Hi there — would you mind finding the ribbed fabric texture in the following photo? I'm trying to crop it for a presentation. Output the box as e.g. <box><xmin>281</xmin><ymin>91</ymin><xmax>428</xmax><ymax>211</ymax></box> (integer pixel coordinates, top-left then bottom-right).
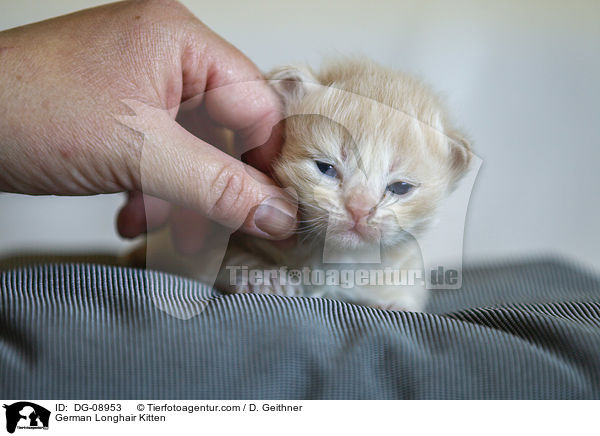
<box><xmin>1</xmin><ymin>257</ymin><xmax>599</xmax><ymax>399</ymax></box>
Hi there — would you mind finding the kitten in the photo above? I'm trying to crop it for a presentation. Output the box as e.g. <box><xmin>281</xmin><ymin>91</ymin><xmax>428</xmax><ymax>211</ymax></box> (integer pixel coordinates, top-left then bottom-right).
<box><xmin>212</xmin><ymin>59</ymin><xmax>472</xmax><ymax>311</ymax></box>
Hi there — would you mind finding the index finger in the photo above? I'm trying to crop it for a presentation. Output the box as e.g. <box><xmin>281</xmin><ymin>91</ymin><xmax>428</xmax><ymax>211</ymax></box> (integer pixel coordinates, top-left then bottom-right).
<box><xmin>181</xmin><ymin>25</ymin><xmax>283</xmax><ymax>170</ymax></box>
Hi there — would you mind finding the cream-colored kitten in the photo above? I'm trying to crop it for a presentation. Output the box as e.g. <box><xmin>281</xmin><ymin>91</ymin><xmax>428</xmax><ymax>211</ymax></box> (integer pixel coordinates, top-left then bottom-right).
<box><xmin>212</xmin><ymin>59</ymin><xmax>472</xmax><ymax>311</ymax></box>
<box><xmin>140</xmin><ymin>59</ymin><xmax>472</xmax><ymax>312</ymax></box>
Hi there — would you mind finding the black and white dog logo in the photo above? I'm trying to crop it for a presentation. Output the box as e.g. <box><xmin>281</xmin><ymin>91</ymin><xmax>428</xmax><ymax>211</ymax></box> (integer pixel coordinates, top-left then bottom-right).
<box><xmin>3</xmin><ymin>402</ymin><xmax>50</xmax><ymax>434</ymax></box>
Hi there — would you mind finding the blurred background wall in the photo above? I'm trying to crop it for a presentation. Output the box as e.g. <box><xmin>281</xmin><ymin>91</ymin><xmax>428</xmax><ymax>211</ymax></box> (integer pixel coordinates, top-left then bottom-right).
<box><xmin>1</xmin><ymin>0</ymin><xmax>599</xmax><ymax>268</ymax></box>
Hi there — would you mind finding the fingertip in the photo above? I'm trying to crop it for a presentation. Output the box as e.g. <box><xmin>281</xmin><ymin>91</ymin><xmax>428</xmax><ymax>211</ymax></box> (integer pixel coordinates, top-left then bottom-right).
<box><xmin>116</xmin><ymin>193</ymin><xmax>172</xmax><ymax>239</ymax></box>
<box><xmin>116</xmin><ymin>198</ymin><xmax>146</xmax><ymax>239</ymax></box>
<box><xmin>242</xmin><ymin>195</ymin><xmax>298</xmax><ymax>240</ymax></box>
<box><xmin>142</xmin><ymin>195</ymin><xmax>172</xmax><ymax>231</ymax></box>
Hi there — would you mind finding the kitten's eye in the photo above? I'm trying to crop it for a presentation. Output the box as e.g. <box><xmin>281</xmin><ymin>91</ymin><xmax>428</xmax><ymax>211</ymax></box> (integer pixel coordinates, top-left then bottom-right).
<box><xmin>315</xmin><ymin>161</ymin><xmax>338</xmax><ymax>178</ymax></box>
<box><xmin>386</xmin><ymin>181</ymin><xmax>414</xmax><ymax>196</ymax></box>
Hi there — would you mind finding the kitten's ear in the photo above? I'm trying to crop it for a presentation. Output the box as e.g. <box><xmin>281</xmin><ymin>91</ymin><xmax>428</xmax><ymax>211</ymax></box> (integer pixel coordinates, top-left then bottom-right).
<box><xmin>267</xmin><ymin>65</ymin><xmax>318</xmax><ymax>109</ymax></box>
<box><xmin>446</xmin><ymin>130</ymin><xmax>473</xmax><ymax>187</ymax></box>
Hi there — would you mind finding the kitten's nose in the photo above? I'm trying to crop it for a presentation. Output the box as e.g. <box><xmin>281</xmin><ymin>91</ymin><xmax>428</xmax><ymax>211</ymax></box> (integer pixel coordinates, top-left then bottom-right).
<box><xmin>346</xmin><ymin>206</ymin><xmax>370</xmax><ymax>222</ymax></box>
<box><xmin>345</xmin><ymin>196</ymin><xmax>375</xmax><ymax>223</ymax></box>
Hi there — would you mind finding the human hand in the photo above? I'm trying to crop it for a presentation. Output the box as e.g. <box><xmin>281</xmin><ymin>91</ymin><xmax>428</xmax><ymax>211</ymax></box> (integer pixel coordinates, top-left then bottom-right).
<box><xmin>0</xmin><ymin>0</ymin><xmax>296</xmax><ymax>249</ymax></box>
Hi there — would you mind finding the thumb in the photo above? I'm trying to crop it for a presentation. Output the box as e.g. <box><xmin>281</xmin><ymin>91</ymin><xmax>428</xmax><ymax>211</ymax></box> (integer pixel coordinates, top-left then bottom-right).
<box><xmin>118</xmin><ymin>100</ymin><xmax>297</xmax><ymax>239</ymax></box>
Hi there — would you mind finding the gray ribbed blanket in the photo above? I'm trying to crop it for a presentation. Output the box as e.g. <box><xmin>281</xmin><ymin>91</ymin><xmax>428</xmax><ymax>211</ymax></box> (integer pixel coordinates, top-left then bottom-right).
<box><xmin>1</xmin><ymin>257</ymin><xmax>599</xmax><ymax>399</ymax></box>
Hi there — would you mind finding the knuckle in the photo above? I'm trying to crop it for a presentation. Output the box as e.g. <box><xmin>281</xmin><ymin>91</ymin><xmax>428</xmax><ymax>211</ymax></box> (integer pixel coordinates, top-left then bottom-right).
<box><xmin>119</xmin><ymin>0</ymin><xmax>204</xmax><ymax>56</ymax></box>
<box><xmin>209</xmin><ymin>165</ymin><xmax>252</xmax><ymax>223</ymax></box>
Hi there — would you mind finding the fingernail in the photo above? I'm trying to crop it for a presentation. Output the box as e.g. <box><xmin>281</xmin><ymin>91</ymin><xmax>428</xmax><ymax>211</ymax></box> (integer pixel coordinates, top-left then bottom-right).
<box><xmin>254</xmin><ymin>197</ymin><xmax>297</xmax><ymax>238</ymax></box>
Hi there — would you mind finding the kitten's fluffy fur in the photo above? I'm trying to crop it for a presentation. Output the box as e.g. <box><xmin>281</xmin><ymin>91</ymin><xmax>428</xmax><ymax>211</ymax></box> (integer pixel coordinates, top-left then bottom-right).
<box><xmin>141</xmin><ymin>59</ymin><xmax>472</xmax><ymax>312</ymax></box>
<box><xmin>214</xmin><ymin>59</ymin><xmax>472</xmax><ymax>311</ymax></box>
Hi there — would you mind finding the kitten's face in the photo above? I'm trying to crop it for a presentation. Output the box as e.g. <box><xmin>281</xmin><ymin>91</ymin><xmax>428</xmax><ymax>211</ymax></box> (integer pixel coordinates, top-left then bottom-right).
<box><xmin>273</xmin><ymin>85</ymin><xmax>467</xmax><ymax>250</ymax></box>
